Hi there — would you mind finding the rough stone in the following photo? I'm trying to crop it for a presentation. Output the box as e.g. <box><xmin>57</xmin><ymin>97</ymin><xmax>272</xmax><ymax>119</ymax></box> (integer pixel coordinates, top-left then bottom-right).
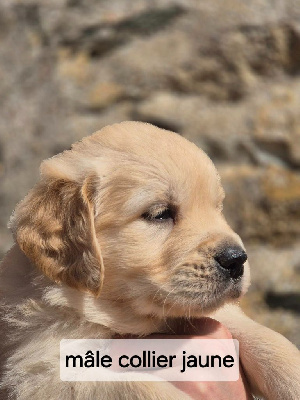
<box><xmin>220</xmin><ymin>165</ymin><xmax>300</xmax><ymax>243</ymax></box>
<box><xmin>241</xmin><ymin>243</ymin><xmax>300</xmax><ymax>346</ymax></box>
<box><xmin>0</xmin><ymin>0</ymin><xmax>299</xmax><ymax>347</ymax></box>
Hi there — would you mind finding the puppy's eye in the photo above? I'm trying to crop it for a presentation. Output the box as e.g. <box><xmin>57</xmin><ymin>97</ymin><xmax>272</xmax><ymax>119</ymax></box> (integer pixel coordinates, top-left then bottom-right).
<box><xmin>142</xmin><ymin>207</ymin><xmax>174</xmax><ymax>222</ymax></box>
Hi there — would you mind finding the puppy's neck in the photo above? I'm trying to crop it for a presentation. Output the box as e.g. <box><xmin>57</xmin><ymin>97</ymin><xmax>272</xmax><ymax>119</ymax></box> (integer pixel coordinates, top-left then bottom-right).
<box><xmin>0</xmin><ymin>245</ymin><xmax>204</xmax><ymax>338</ymax></box>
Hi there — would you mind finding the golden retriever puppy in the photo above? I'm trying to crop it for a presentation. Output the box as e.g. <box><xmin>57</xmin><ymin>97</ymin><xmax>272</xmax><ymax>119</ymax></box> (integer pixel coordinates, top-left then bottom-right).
<box><xmin>0</xmin><ymin>121</ymin><xmax>299</xmax><ymax>400</ymax></box>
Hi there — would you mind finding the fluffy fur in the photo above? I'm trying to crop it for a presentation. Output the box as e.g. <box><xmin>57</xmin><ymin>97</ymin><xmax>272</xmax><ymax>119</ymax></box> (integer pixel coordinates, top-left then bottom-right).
<box><xmin>0</xmin><ymin>121</ymin><xmax>299</xmax><ymax>399</ymax></box>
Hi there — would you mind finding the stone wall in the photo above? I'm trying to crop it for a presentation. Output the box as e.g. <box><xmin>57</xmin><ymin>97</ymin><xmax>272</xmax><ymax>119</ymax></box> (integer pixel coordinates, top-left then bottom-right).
<box><xmin>0</xmin><ymin>0</ymin><xmax>299</xmax><ymax>345</ymax></box>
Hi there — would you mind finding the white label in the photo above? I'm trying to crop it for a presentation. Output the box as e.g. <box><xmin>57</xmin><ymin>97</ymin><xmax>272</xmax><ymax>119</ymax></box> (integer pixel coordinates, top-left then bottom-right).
<box><xmin>60</xmin><ymin>338</ymin><xmax>239</xmax><ymax>382</ymax></box>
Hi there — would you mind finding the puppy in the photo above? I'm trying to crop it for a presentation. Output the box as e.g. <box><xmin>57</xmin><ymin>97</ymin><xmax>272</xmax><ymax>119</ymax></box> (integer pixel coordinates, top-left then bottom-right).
<box><xmin>0</xmin><ymin>121</ymin><xmax>299</xmax><ymax>400</ymax></box>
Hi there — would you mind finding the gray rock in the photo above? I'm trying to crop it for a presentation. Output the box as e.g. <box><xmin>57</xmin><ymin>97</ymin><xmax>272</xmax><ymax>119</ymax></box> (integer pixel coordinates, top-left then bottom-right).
<box><xmin>0</xmin><ymin>0</ymin><xmax>299</xmax><ymax>347</ymax></box>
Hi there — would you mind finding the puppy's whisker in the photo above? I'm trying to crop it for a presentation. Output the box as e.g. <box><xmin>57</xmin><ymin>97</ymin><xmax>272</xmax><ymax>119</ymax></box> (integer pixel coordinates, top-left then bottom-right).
<box><xmin>162</xmin><ymin>287</ymin><xmax>176</xmax><ymax>318</ymax></box>
<box><xmin>160</xmin><ymin>286</ymin><xmax>183</xmax><ymax>334</ymax></box>
<box><xmin>162</xmin><ymin>284</ymin><xmax>187</xmax><ymax>321</ymax></box>
<box><xmin>152</xmin><ymin>282</ymin><xmax>170</xmax><ymax>303</ymax></box>
<box><xmin>188</xmin><ymin>305</ymin><xmax>192</xmax><ymax>322</ymax></box>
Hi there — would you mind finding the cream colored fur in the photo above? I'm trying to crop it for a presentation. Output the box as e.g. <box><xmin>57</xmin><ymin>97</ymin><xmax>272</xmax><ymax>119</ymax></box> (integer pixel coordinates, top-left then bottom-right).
<box><xmin>0</xmin><ymin>121</ymin><xmax>299</xmax><ymax>399</ymax></box>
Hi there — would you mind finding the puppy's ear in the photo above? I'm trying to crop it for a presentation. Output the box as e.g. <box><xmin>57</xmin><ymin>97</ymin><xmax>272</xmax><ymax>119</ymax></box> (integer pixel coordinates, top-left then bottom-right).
<box><xmin>10</xmin><ymin>173</ymin><xmax>104</xmax><ymax>297</ymax></box>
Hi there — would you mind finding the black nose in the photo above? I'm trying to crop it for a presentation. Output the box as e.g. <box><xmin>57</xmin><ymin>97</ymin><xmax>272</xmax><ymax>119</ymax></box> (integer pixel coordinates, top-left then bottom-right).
<box><xmin>214</xmin><ymin>246</ymin><xmax>247</xmax><ymax>279</ymax></box>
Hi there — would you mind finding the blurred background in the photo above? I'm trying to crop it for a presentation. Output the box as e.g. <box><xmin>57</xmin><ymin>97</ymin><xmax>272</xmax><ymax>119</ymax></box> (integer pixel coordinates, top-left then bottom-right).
<box><xmin>0</xmin><ymin>0</ymin><xmax>299</xmax><ymax>346</ymax></box>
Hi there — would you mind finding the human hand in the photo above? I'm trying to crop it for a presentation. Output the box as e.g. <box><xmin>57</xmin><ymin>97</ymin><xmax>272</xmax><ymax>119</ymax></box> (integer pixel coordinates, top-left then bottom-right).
<box><xmin>161</xmin><ymin>318</ymin><xmax>252</xmax><ymax>400</ymax></box>
<box><xmin>114</xmin><ymin>318</ymin><xmax>252</xmax><ymax>399</ymax></box>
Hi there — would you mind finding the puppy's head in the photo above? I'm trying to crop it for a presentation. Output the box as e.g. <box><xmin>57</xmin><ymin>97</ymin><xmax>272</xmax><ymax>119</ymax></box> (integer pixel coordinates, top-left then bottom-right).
<box><xmin>10</xmin><ymin>121</ymin><xmax>250</xmax><ymax>318</ymax></box>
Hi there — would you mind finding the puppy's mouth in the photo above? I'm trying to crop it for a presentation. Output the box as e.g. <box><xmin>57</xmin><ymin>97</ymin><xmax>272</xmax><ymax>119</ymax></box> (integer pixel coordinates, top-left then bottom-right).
<box><xmin>154</xmin><ymin>259</ymin><xmax>247</xmax><ymax>316</ymax></box>
<box><xmin>173</xmin><ymin>270</ymin><xmax>244</xmax><ymax>302</ymax></box>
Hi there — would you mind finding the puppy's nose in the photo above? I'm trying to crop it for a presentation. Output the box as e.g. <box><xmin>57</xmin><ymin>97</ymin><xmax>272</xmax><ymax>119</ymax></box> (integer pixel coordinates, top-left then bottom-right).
<box><xmin>214</xmin><ymin>246</ymin><xmax>247</xmax><ymax>279</ymax></box>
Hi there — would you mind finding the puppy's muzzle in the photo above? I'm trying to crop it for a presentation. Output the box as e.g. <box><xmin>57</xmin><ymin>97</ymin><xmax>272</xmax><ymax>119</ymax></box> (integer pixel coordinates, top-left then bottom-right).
<box><xmin>214</xmin><ymin>246</ymin><xmax>247</xmax><ymax>280</ymax></box>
